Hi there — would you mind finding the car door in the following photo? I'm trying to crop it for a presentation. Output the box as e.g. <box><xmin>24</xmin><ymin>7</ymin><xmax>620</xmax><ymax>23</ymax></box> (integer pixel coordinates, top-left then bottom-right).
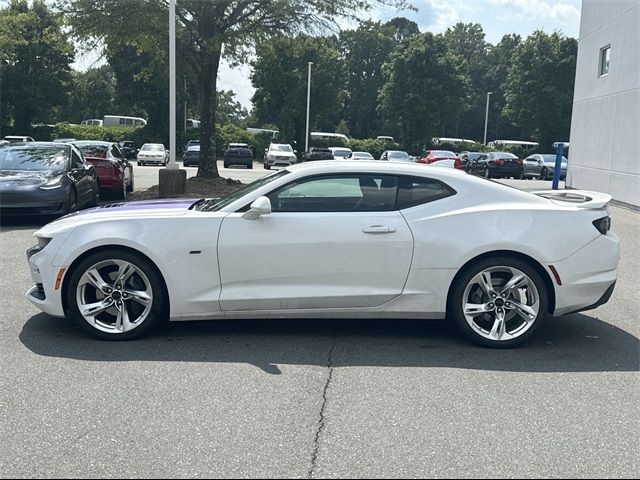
<box><xmin>69</xmin><ymin>147</ymin><xmax>93</xmax><ymax>207</ymax></box>
<box><xmin>217</xmin><ymin>173</ymin><xmax>414</xmax><ymax>311</ymax></box>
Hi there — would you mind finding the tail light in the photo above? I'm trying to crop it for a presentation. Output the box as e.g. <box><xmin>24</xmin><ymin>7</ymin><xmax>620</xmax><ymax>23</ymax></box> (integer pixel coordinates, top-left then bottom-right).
<box><xmin>592</xmin><ymin>216</ymin><xmax>611</xmax><ymax>235</ymax></box>
<box><xmin>96</xmin><ymin>161</ymin><xmax>115</xmax><ymax>168</ymax></box>
<box><xmin>494</xmin><ymin>159</ymin><xmax>505</xmax><ymax>165</ymax></box>
<box><xmin>454</xmin><ymin>158</ymin><xmax>463</xmax><ymax>170</ymax></box>
<box><xmin>516</xmin><ymin>159</ymin><xmax>523</xmax><ymax>165</ymax></box>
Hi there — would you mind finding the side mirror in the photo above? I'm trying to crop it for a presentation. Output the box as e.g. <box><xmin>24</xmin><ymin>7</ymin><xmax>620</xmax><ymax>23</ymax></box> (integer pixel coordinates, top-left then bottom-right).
<box><xmin>242</xmin><ymin>196</ymin><xmax>271</xmax><ymax>220</ymax></box>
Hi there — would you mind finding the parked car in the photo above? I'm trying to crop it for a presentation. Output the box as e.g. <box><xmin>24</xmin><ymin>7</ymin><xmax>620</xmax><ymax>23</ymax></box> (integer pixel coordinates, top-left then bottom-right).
<box><xmin>183</xmin><ymin>144</ymin><xmax>200</xmax><ymax>167</ymax></box>
<box><xmin>417</xmin><ymin>150</ymin><xmax>463</xmax><ymax>169</ymax></box>
<box><xmin>523</xmin><ymin>154</ymin><xmax>568</xmax><ymax>180</ymax></box>
<box><xmin>0</xmin><ymin>142</ymin><xmax>98</xmax><ymax>216</ymax></box>
<box><xmin>301</xmin><ymin>147</ymin><xmax>334</xmax><ymax>162</ymax></box>
<box><xmin>329</xmin><ymin>147</ymin><xmax>353</xmax><ymax>159</ymax></box>
<box><xmin>26</xmin><ymin>161</ymin><xmax>619</xmax><ymax>348</ymax></box>
<box><xmin>4</xmin><ymin>135</ymin><xmax>35</xmax><ymax>143</ymax></box>
<box><xmin>348</xmin><ymin>151</ymin><xmax>375</xmax><ymax>160</ymax></box>
<box><xmin>81</xmin><ymin>119</ymin><xmax>103</xmax><ymax>126</ymax></box>
<box><xmin>184</xmin><ymin>139</ymin><xmax>200</xmax><ymax>151</ymax></box>
<box><xmin>458</xmin><ymin>152</ymin><xmax>484</xmax><ymax>171</ymax></box>
<box><xmin>52</xmin><ymin>138</ymin><xmax>77</xmax><ymax>143</ymax></box>
<box><xmin>74</xmin><ymin>141</ymin><xmax>133</xmax><ymax>198</ymax></box>
<box><xmin>380</xmin><ymin>150</ymin><xmax>412</xmax><ymax>163</ymax></box>
<box><xmin>467</xmin><ymin>152</ymin><xmax>524</xmax><ymax>179</ymax></box>
<box><xmin>0</xmin><ymin>140</ymin><xmax>9</xmax><ymax>147</ymax></box>
<box><xmin>137</xmin><ymin>143</ymin><xmax>168</xmax><ymax>166</ymax></box>
<box><xmin>119</xmin><ymin>141</ymin><xmax>137</xmax><ymax>160</ymax></box>
<box><xmin>263</xmin><ymin>143</ymin><xmax>297</xmax><ymax>169</ymax></box>
<box><xmin>223</xmin><ymin>143</ymin><xmax>253</xmax><ymax>169</ymax></box>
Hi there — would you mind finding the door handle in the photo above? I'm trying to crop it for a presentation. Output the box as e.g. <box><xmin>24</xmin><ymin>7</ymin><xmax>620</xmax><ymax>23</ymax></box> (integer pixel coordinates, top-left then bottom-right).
<box><xmin>363</xmin><ymin>225</ymin><xmax>396</xmax><ymax>234</ymax></box>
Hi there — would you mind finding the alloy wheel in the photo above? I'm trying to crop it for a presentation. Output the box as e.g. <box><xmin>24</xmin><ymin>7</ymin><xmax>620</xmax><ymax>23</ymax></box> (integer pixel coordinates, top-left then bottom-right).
<box><xmin>461</xmin><ymin>266</ymin><xmax>540</xmax><ymax>342</ymax></box>
<box><xmin>75</xmin><ymin>259</ymin><xmax>154</xmax><ymax>334</ymax></box>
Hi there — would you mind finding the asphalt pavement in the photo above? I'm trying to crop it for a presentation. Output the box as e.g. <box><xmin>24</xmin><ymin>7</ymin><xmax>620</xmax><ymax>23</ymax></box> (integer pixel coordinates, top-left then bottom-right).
<box><xmin>0</xmin><ymin>167</ymin><xmax>638</xmax><ymax>478</ymax></box>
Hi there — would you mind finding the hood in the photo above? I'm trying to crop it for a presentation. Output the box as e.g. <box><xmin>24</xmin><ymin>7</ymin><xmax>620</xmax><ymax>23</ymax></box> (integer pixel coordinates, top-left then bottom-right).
<box><xmin>0</xmin><ymin>170</ymin><xmax>62</xmax><ymax>188</ymax></box>
<box><xmin>36</xmin><ymin>198</ymin><xmax>199</xmax><ymax>236</ymax></box>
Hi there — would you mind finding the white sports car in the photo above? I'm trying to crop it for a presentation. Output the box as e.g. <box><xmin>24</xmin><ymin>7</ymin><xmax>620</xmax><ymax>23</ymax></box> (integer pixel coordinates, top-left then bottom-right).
<box><xmin>25</xmin><ymin>161</ymin><xmax>619</xmax><ymax>347</ymax></box>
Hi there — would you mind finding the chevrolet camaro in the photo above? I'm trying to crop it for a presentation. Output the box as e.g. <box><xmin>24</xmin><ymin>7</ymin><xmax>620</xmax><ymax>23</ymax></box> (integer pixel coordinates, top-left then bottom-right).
<box><xmin>25</xmin><ymin>161</ymin><xmax>619</xmax><ymax>347</ymax></box>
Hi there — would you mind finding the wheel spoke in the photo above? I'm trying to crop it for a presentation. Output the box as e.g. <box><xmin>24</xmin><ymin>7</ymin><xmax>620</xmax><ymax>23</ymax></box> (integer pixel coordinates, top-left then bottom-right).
<box><xmin>115</xmin><ymin>303</ymin><xmax>133</xmax><ymax>332</ymax></box>
<box><xmin>500</xmin><ymin>274</ymin><xmax>527</xmax><ymax>294</ymax></box>
<box><xmin>114</xmin><ymin>262</ymin><xmax>135</xmax><ymax>287</ymax></box>
<box><xmin>510</xmin><ymin>300</ymin><xmax>537</xmax><ymax>321</ymax></box>
<box><xmin>464</xmin><ymin>303</ymin><xmax>489</xmax><ymax>316</ymax></box>
<box><xmin>124</xmin><ymin>289</ymin><xmax>151</xmax><ymax>306</ymax></box>
<box><xmin>475</xmin><ymin>271</ymin><xmax>495</xmax><ymax>297</ymax></box>
<box><xmin>83</xmin><ymin>268</ymin><xmax>109</xmax><ymax>291</ymax></box>
<box><xmin>489</xmin><ymin>309</ymin><xmax>507</xmax><ymax>340</ymax></box>
<box><xmin>79</xmin><ymin>299</ymin><xmax>111</xmax><ymax>318</ymax></box>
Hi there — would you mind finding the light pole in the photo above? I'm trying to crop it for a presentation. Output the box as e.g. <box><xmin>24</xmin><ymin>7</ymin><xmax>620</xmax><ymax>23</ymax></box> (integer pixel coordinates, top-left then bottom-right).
<box><xmin>305</xmin><ymin>62</ymin><xmax>313</xmax><ymax>152</ymax></box>
<box><xmin>183</xmin><ymin>75</ymin><xmax>187</xmax><ymax>133</ymax></box>
<box><xmin>483</xmin><ymin>91</ymin><xmax>493</xmax><ymax>145</ymax></box>
<box><xmin>159</xmin><ymin>0</ymin><xmax>186</xmax><ymax>196</ymax></box>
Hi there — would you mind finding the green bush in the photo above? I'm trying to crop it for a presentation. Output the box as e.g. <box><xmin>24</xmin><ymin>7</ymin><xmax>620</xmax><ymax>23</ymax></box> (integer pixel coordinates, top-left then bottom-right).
<box><xmin>347</xmin><ymin>138</ymin><xmax>396</xmax><ymax>159</ymax></box>
<box><xmin>52</xmin><ymin>123</ymin><xmax>146</xmax><ymax>143</ymax></box>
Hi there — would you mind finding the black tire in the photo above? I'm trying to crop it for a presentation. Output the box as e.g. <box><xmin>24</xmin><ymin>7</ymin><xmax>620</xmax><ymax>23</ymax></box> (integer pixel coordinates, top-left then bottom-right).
<box><xmin>449</xmin><ymin>256</ymin><xmax>549</xmax><ymax>348</ymax></box>
<box><xmin>139</xmin><ymin>162</ymin><xmax>145</xmax><ymax>166</ymax></box>
<box><xmin>126</xmin><ymin>175</ymin><xmax>134</xmax><ymax>193</ymax></box>
<box><xmin>247</xmin><ymin>162</ymin><xmax>253</xmax><ymax>169</ymax></box>
<box><xmin>88</xmin><ymin>185</ymin><xmax>99</xmax><ymax>208</ymax></box>
<box><xmin>65</xmin><ymin>249</ymin><xmax>168</xmax><ymax>340</ymax></box>
<box><xmin>224</xmin><ymin>163</ymin><xmax>229</xmax><ymax>168</ymax></box>
<box><xmin>116</xmin><ymin>180</ymin><xmax>127</xmax><ymax>200</ymax></box>
<box><xmin>540</xmin><ymin>168</ymin><xmax>548</xmax><ymax>180</ymax></box>
<box><xmin>484</xmin><ymin>167</ymin><xmax>491</xmax><ymax>179</ymax></box>
<box><xmin>264</xmin><ymin>163</ymin><xmax>271</xmax><ymax>170</ymax></box>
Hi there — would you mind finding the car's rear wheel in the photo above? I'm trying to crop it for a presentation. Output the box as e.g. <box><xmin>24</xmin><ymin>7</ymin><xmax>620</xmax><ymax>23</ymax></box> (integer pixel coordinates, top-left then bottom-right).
<box><xmin>247</xmin><ymin>162</ymin><xmax>253</xmax><ymax>169</ymax></box>
<box><xmin>66</xmin><ymin>250</ymin><xmax>168</xmax><ymax>340</ymax></box>
<box><xmin>264</xmin><ymin>163</ymin><xmax>271</xmax><ymax>170</ymax></box>
<box><xmin>484</xmin><ymin>167</ymin><xmax>491</xmax><ymax>179</ymax></box>
<box><xmin>540</xmin><ymin>167</ymin><xmax>548</xmax><ymax>180</ymax></box>
<box><xmin>65</xmin><ymin>189</ymin><xmax>78</xmax><ymax>214</ymax></box>
<box><xmin>126</xmin><ymin>175</ymin><xmax>134</xmax><ymax>193</ymax></box>
<box><xmin>450</xmin><ymin>257</ymin><xmax>548</xmax><ymax>348</ymax></box>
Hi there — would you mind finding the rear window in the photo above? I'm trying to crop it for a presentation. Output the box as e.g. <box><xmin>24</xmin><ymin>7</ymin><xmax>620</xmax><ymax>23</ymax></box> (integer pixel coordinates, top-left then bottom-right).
<box><xmin>397</xmin><ymin>176</ymin><xmax>456</xmax><ymax>209</ymax></box>
<box><xmin>76</xmin><ymin>145</ymin><xmax>108</xmax><ymax>158</ymax></box>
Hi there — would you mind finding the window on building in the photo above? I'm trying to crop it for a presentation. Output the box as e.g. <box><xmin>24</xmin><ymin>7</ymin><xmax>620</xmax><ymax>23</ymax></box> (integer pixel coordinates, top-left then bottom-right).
<box><xmin>600</xmin><ymin>46</ymin><xmax>610</xmax><ymax>76</ymax></box>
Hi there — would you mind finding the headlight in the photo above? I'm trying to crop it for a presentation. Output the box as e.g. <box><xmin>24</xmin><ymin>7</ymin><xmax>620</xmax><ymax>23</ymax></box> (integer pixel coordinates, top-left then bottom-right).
<box><xmin>27</xmin><ymin>237</ymin><xmax>52</xmax><ymax>260</ymax></box>
<box><xmin>38</xmin><ymin>236</ymin><xmax>52</xmax><ymax>249</ymax></box>
<box><xmin>39</xmin><ymin>176</ymin><xmax>63</xmax><ymax>190</ymax></box>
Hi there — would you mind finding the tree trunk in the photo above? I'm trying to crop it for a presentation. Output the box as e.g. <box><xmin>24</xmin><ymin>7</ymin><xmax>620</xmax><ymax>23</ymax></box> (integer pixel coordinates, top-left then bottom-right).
<box><xmin>197</xmin><ymin>47</ymin><xmax>222</xmax><ymax>178</ymax></box>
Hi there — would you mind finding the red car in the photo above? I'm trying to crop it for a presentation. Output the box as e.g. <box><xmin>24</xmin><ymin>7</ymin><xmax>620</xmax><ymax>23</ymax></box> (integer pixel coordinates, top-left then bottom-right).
<box><xmin>74</xmin><ymin>141</ymin><xmax>134</xmax><ymax>199</ymax></box>
<box><xmin>417</xmin><ymin>150</ymin><xmax>463</xmax><ymax>170</ymax></box>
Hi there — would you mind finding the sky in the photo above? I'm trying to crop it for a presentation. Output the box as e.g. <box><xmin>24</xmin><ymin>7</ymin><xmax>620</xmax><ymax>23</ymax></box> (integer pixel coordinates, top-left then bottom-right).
<box><xmin>73</xmin><ymin>0</ymin><xmax>582</xmax><ymax>109</ymax></box>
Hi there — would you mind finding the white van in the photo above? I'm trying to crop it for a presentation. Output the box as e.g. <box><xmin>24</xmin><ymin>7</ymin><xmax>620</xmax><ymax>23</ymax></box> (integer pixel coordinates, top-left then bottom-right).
<box><xmin>310</xmin><ymin>132</ymin><xmax>349</xmax><ymax>142</ymax></box>
<box><xmin>187</xmin><ymin>119</ymin><xmax>201</xmax><ymax>129</ymax></box>
<box><xmin>81</xmin><ymin>119</ymin><xmax>103</xmax><ymax>126</ymax></box>
<box><xmin>103</xmin><ymin>115</ymin><xmax>147</xmax><ymax>127</ymax></box>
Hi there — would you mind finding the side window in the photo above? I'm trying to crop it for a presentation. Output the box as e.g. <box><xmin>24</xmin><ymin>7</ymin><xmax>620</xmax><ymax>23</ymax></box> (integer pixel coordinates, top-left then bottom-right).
<box><xmin>396</xmin><ymin>176</ymin><xmax>455</xmax><ymax>209</ymax></box>
<box><xmin>111</xmin><ymin>145</ymin><xmax>123</xmax><ymax>159</ymax></box>
<box><xmin>71</xmin><ymin>149</ymin><xmax>84</xmax><ymax>168</ymax></box>
<box><xmin>268</xmin><ymin>175</ymin><xmax>398</xmax><ymax>213</ymax></box>
<box><xmin>119</xmin><ymin>118</ymin><xmax>126</xmax><ymax>125</ymax></box>
<box><xmin>134</xmin><ymin>120</ymin><xmax>143</xmax><ymax>126</ymax></box>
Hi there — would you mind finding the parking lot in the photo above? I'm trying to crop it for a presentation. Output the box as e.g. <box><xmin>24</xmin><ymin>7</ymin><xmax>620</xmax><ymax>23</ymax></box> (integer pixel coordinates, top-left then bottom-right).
<box><xmin>0</xmin><ymin>167</ymin><xmax>638</xmax><ymax>478</ymax></box>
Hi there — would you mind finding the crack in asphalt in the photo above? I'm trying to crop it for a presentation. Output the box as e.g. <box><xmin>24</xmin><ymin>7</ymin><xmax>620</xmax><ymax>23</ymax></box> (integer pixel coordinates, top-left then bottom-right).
<box><xmin>308</xmin><ymin>334</ymin><xmax>337</xmax><ymax>479</ymax></box>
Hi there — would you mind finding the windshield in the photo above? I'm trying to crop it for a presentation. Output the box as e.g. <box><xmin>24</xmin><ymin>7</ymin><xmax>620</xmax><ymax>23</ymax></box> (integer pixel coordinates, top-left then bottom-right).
<box><xmin>76</xmin><ymin>144</ymin><xmax>108</xmax><ymax>158</ymax></box>
<box><xmin>433</xmin><ymin>150</ymin><xmax>456</xmax><ymax>157</ymax></box>
<box><xmin>271</xmin><ymin>145</ymin><xmax>293</xmax><ymax>152</ymax></box>
<box><xmin>141</xmin><ymin>144</ymin><xmax>164</xmax><ymax>151</ymax></box>
<box><xmin>192</xmin><ymin>169</ymin><xmax>289</xmax><ymax>212</ymax></box>
<box><xmin>353</xmin><ymin>152</ymin><xmax>373</xmax><ymax>158</ymax></box>
<box><xmin>0</xmin><ymin>145</ymin><xmax>69</xmax><ymax>171</ymax></box>
<box><xmin>332</xmin><ymin>149</ymin><xmax>351</xmax><ymax>157</ymax></box>
<box><xmin>388</xmin><ymin>151</ymin><xmax>409</xmax><ymax>159</ymax></box>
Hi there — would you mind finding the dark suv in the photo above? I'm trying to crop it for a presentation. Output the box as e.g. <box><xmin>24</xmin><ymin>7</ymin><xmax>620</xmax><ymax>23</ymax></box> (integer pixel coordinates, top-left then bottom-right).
<box><xmin>302</xmin><ymin>147</ymin><xmax>334</xmax><ymax>162</ymax></box>
<box><xmin>223</xmin><ymin>143</ymin><xmax>253</xmax><ymax>169</ymax></box>
<box><xmin>467</xmin><ymin>152</ymin><xmax>524</xmax><ymax>179</ymax></box>
<box><xmin>119</xmin><ymin>140</ymin><xmax>137</xmax><ymax>160</ymax></box>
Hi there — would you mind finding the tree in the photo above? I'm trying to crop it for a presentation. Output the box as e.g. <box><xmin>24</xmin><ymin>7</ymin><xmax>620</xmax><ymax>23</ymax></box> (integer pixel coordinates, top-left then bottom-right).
<box><xmin>0</xmin><ymin>0</ymin><xmax>74</xmax><ymax>131</ymax></box>
<box><xmin>503</xmin><ymin>31</ymin><xmax>577</xmax><ymax>149</ymax></box>
<box><xmin>216</xmin><ymin>90</ymin><xmax>248</xmax><ymax>126</ymax></box>
<box><xmin>442</xmin><ymin>22</ymin><xmax>489</xmax><ymax>140</ymax></box>
<box><xmin>251</xmin><ymin>34</ymin><xmax>347</xmax><ymax>151</ymax></box>
<box><xmin>378</xmin><ymin>32</ymin><xmax>466</xmax><ymax>151</ymax></box>
<box><xmin>66</xmin><ymin>0</ymin><xmax>410</xmax><ymax>179</ymax></box>
<box><xmin>66</xmin><ymin>65</ymin><xmax>117</xmax><ymax>124</ymax></box>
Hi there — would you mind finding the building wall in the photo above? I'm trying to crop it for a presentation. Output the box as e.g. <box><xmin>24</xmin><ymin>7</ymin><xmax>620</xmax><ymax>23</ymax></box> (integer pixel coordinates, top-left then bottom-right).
<box><xmin>567</xmin><ymin>0</ymin><xmax>640</xmax><ymax>206</ymax></box>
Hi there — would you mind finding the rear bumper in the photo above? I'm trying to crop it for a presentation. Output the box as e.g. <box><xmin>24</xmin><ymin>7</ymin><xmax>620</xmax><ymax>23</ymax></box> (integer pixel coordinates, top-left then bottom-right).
<box><xmin>489</xmin><ymin>165</ymin><xmax>524</xmax><ymax>177</ymax></box>
<box><xmin>224</xmin><ymin>156</ymin><xmax>252</xmax><ymax>165</ymax></box>
<box><xmin>550</xmin><ymin>232</ymin><xmax>620</xmax><ymax>315</ymax></box>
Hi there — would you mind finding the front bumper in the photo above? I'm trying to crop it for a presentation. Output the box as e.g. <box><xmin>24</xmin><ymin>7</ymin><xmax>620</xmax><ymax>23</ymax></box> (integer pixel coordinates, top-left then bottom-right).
<box><xmin>266</xmin><ymin>156</ymin><xmax>297</xmax><ymax>167</ymax></box>
<box><xmin>25</xmin><ymin>242</ymin><xmax>67</xmax><ymax>317</ymax></box>
<box><xmin>138</xmin><ymin>156</ymin><xmax>166</xmax><ymax>165</ymax></box>
<box><xmin>0</xmin><ymin>188</ymin><xmax>69</xmax><ymax>215</ymax></box>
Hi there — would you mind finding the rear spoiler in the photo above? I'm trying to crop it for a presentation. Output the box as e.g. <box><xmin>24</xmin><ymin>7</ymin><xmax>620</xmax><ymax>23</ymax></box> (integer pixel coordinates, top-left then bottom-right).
<box><xmin>532</xmin><ymin>190</ymin><xmax>612</xmax><ymax>209</ymax></box>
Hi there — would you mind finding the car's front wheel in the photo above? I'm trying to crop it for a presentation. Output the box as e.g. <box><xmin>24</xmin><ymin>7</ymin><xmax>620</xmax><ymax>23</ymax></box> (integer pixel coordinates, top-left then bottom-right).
<box><xmin>449</xmin><ymin>257</ymin><xmax>549</xmax><ymax>348</ymax></box>
<box><xmin>66</xmin><ymin>249</ymin><xmax>168</xmax><ymax>340</ymax></box>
